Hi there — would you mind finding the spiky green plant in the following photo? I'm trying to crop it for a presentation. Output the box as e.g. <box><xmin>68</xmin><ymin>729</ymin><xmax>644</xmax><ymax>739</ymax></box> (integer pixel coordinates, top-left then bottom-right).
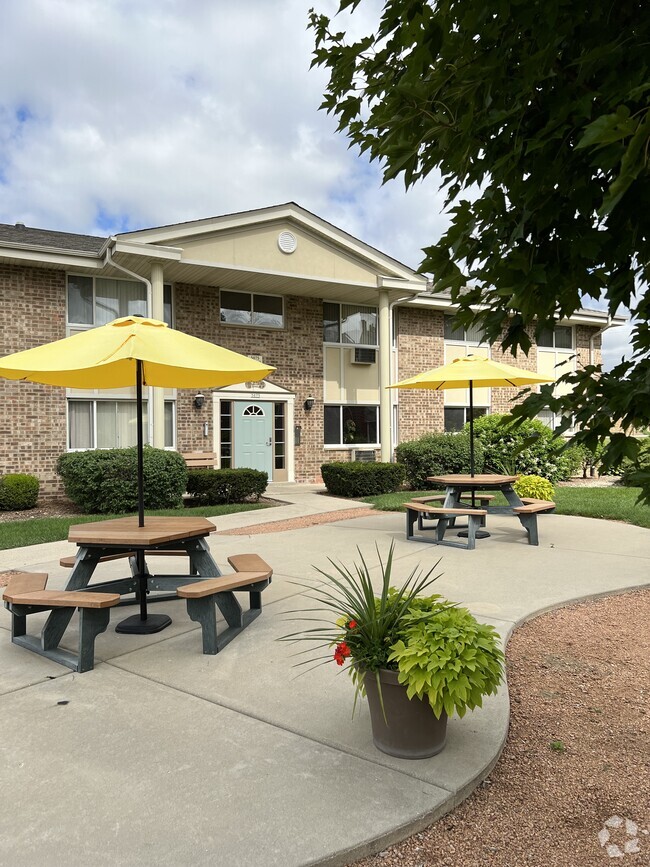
<box><xmin>281</xmin><ymin>543</ymin><xmax>504</xmax><ymax>720</ymax></box>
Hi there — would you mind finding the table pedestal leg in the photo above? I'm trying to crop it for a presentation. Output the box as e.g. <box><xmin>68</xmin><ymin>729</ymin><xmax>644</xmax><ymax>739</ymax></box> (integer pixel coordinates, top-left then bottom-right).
<box><xmin>115</xmin><ymin>549</ymin><xmax>172</xmax><ymax>634</ymax></box>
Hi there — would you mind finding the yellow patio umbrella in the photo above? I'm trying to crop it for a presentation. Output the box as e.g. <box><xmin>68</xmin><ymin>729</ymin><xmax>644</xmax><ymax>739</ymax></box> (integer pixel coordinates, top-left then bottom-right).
<box><xmin>390</xmin><ymin>354</ymin><xmax>554</xmax><ymax>477</ymax></box>
<box><xmin>0</xmin><ymin>315</ymin><xmax>275</xmax><ymax>524</ymax></box>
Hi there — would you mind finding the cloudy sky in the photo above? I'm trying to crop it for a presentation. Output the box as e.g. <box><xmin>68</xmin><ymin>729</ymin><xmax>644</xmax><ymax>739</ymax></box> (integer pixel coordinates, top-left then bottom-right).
<box><xmin>0</xmin><ymin>0</ymin><xmax>632</xmax><ymax>367</ymax></box>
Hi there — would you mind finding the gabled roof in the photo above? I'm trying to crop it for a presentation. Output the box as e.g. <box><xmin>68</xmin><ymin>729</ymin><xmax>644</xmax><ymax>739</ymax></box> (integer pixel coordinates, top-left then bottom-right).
<box><xmin>0</xmin><ymin>222</ymin><xmax>106</xmax><ymax>253</ymax></box>
<box><xmin>117</xmin><ymin>201</ymin><xmax>424</xmax><ymax>283</ymax></box>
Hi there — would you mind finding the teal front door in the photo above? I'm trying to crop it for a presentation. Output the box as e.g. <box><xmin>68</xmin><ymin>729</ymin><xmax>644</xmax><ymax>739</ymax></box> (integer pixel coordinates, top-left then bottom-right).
<box><xmin>234</xmin><ymin>401</ymin><xmax>273</xmax><ymax>476</ymax></box>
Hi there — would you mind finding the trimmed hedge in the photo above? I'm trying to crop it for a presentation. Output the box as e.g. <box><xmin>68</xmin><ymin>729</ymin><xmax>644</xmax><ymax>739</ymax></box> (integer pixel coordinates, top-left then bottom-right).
<box><xmin>395</xmin><ymin>433</ymin><xmax>483</xmax><ymax>489</ymax></box>
<box><xmin>186</xmin><ymin>468</ymin><xmax>268</xmax><ymax>505</ymax></box>
<box><xmin>321</xmin><ymin>461</ymin><xmax>405</xmax><ymax>497</ymax></box>
<box><xmin>57</xmin><ymin>447</ymin><xmax>188</xmax><ymax>514</ymax></box>
<box><xmin>0</xmin><ymin>473</ymin><xmax>40</xmax><ymax>511</ymax></box>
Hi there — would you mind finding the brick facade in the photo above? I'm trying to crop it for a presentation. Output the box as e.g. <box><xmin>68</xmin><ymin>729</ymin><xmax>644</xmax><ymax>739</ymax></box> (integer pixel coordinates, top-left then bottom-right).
<box><xmin>175</xmin><ymin>286</ymin><xmax>327</xmax><ymax>482</ymax></box>
<box><xmin>395</xmin><ymin>306</ymin><xmax>445</xmax><ymax>441</ymax></box>
<box><xmin>0</xmin><ymin>261</ymin><xmax>606</xmax><ymax>496</ymax></box>
<box><xmin>0</xmin><ymin>265</ymin><xmax>68</xmax><ymax>497</ymax></box>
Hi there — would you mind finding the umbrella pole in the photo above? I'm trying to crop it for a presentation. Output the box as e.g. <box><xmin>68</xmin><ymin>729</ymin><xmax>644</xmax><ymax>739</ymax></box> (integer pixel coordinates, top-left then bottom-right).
<box><xmin>137</xmin><ymin>359</ymin><xmax>145</xmax><ymax>528</ymax></box>
<box><xmin>115</xmin><ymin>359</ymin><xmax>172</xmax><ymax>635</ymax></box>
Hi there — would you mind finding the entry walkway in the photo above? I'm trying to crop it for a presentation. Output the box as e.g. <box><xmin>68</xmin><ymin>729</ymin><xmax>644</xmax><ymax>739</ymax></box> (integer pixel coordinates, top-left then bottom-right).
<box><xmin>1</xmin><ymin>484</ymin><xmax>649</xmax><ymax>866</ymax></box>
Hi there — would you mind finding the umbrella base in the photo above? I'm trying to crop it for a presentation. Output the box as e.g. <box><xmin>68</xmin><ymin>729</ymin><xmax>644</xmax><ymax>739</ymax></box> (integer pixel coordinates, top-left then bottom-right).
<box><xmin>115</xmin><ymin>613</ymin><xmax>172</xmax><ymax>634</ymax></box>
<box><xmin>457</xmin><ymin>529</ymin><xmax>490</xmax><ymax>539</ymax></box>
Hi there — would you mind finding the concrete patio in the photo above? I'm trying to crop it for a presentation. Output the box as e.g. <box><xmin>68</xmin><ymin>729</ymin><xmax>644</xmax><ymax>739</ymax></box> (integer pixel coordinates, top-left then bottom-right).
<box><xmin>1</xmin><ymin>483</ymin><xmax>649</xmax><ymax>866</ymax></box>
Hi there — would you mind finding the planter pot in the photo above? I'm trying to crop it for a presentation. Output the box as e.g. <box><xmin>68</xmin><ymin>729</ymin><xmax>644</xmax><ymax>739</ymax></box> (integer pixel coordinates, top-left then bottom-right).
<box><xmin>363</xmin><ymin>668</ymin><xmax>447</xmax><ymax>759</ymax></box>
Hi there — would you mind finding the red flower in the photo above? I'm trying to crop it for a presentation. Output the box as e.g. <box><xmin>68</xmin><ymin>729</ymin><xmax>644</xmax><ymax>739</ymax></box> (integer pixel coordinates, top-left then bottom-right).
<box><xmin>348</xmin><ymin>620</ymin><xmax>358</xmax><ymax>629</ymax></box>
<box><xmin>333</xmin><ymin>641</ymin><xmax>352</xmax><ymax>666</ymax></box>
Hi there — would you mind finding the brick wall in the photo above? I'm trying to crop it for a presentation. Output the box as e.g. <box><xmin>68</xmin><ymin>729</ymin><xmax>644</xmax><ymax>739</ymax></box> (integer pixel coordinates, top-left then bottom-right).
<box><xmin>174</xmin><ymin>286</ymin><xmax>326</xmax><ymax>482</ymax></box>
<box><xmin>0</xmin><ymin>264</ymin><xmax>67</xmax><ymax>498</ymax></box>
<box><xmin>395</xmin><ymin>306</ymin><xmax>445</xmax><ymax>441</ymax></box>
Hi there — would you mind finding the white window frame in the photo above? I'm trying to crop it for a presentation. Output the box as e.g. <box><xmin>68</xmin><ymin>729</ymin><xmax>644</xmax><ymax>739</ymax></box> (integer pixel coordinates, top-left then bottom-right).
<box><xmin>219</xmin><ymin>289</ymin><xmax>284</xmax><ymax>329</ymax></box>
<box><xmin>536</xmin><ymin>325</ymin><xmax>575</xmax><ymax>433</ymax></box>
<box><xmin>66</xmin><ymin>274</ymin><xmax>173</xmax><ymax>329</ymax></box>
<box><xmin>67</xmin><ymin>399</ymin><xmax>176</xmax><ymax>451</ymax></box>
<box><xmin>324</xmin><ymin>404</ymin><xmax>380</xmax><ymax>449</ymax></box>
<box><xmin>323</xmin><ymin>300</ymin><xmax>379</xmax><ymax>348</ymax></box>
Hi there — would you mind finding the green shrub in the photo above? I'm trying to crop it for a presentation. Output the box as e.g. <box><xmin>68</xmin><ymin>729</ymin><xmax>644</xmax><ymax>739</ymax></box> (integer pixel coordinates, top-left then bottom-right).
<box><xmin>0</xmin><ymin>473</ymin><xmax>40</xmax><ymax>510</ymax></box>
<box><xmin>469</xmin><ymin>414</ymin><xmax>573</xmax><ymax>482</ymax></box>
<box><xmin>621</xmin><ymin>437</ymin><xmax>650</xmax><ymax>486</ymax></box>
<box><xmin>321</xmin><ymin>461</ymin><xmax>405</xmax><ymax>497</ymax></box>
<box><xmin>513</xmin><ymin>475</ymin><xmax>555</xmax><ymax>501</ymax></box>
<box><xmin>186</xmin><ymin>468</ymin><xmax>268</xmax><ymax>505</ymax></box>
<box><xmin>57</xmin><ymin>447</ymin><xmax>188</xmax><ymax>513</ymax></box>
<box><xmin>394</xmin><ymin>432</ymin><xmax>483</xmax><ymax>489</ymax></box>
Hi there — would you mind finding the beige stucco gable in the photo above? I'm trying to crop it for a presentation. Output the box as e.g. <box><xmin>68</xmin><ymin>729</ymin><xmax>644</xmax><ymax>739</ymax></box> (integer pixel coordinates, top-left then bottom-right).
<box><xmin>159</xmin><ymin>223</ymin><xmax>396</xmax><ymax>285</ymax></box>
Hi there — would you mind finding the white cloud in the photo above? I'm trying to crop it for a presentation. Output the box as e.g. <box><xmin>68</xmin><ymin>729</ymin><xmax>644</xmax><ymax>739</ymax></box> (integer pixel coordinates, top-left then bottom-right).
<box><xmin>0</xmin><ymin>0</ymin><xmax>637</xmax><ymax>371</ymax></box>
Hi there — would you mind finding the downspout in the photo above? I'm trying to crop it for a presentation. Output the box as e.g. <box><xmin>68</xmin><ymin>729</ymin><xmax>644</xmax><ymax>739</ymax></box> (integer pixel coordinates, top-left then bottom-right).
<box><xmin>589</xmin><ymin>314</ymin><xmax>613</xmax><ymax>366</ymax></box>
<box><xmin>104</xmin><ymin>241</ymin><xmax>155</xmax><ymax>446</ymax></box>
<box><xmin>383</xmin><ymin>292</ymin><xmax>419</xmax><ymax>462</ymax></box>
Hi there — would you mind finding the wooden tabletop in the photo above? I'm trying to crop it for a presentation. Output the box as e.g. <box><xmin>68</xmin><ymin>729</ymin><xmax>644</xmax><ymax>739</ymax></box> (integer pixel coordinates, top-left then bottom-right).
<box><xmin>426</xmin><ymin>474</ymin><xmax>518</xmax><ymax>486</ymax></box>
<box><xmin>68</xmin><ymin>515</ymin><xmax>216</xmax><ymax>547</ymax></box>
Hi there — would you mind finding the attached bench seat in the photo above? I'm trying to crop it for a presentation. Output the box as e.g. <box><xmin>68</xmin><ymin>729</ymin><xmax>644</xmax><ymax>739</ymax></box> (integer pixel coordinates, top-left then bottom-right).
<box><xmin>512</xmin><ymin>500</ymin><xmax>556</xmax><ymax>545</ymax></box>
<box><xmin>411</xmin><ymin>493</ymin><xmax>494</xmax><ymax>528</ymax></box>
<box><xmin>3</xmin><ymin>572</ymin><xmax>120</xmax><ymax>672</ymax></box>
<box><xmin>405</xmin><ymin>502</ymin><xmax>487</xmax><ymax>550</ymax></box>
<box><xmin>60</xmin><ymin>548</ymin><xmax>194</xmax><ymax>570</ymax></box>
<box><xmin>182</xmin><ymin>451</ymin><xmax>217</xmax><ymax>470</ymax></box>
<box><xmin>177</xmin><ymin>553</ymin><xmax>273</xmax><ymax>654</ymax></box>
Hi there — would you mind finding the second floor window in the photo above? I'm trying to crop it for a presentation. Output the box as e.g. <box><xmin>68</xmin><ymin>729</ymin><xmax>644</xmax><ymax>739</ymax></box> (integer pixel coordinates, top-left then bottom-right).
<box><xmin>67</xmin><ymin>276</ymin><xmax>172</xmax><ymax>327</ymax></box>
<box><xmin>220</xmin><ymin>290</ymin><xmax>284</xmax><ymax>328</ymax></box>
<box><xmin>538</xmin><ymin>325</ymin><xmax>573</xmax><ymax>349</ymax></box>
<box><xmin>444</xmin><ymin>315</ymin><xmax>486</xmax><ymax>344</ymax></box>
<box><xmin>323</xmin><ymin>302</ymin><xmax>378</xmax><ymax>346</ymax></box>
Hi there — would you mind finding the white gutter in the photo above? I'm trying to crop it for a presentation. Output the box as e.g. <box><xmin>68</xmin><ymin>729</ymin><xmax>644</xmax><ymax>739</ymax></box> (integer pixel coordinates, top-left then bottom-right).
<box><xmin>589</xmin><ymin>314</ymin><xmax>614</xmax><ymax>365</ymax></box>
<box><xmin>104</xmin><ymin>240</ymin><xmax>155</xmax><ymax>445</ymax></box>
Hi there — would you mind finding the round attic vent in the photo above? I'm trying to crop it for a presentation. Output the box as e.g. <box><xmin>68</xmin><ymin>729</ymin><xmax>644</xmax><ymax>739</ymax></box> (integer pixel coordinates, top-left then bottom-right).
<box><xmin>278</xmin><ymin>231</ymin><xmax>297</xmax><ymax>254</ymax></box>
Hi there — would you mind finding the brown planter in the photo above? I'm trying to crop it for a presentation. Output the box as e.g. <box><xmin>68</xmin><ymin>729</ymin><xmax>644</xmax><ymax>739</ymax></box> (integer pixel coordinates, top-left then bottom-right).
<box><xmin>363</xmin><ymin>668</ymin><xmax>447</xmax><ymax>759</ymax></box>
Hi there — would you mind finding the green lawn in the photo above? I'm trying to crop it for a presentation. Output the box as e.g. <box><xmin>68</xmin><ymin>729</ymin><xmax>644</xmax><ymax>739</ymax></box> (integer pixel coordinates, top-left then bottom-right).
<box><xmin>0</xmin><ymin>502</ymin><xmax>272</xmax><ymax>551</ymax></box>
<box><xmin>362</xmin><ymin>486</ymin><xmax>650</xmax><ymax>529</ymax></box>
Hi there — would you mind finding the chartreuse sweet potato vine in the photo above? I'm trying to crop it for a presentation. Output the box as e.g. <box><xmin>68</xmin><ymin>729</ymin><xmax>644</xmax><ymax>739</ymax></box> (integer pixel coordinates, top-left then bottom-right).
<box><xmin>281</xmin><ymin>543</ymin><xmax>504</xmax><ymax>720</ymax></box>
<box><xmin>388</xmin><ymin>599</ymin><xmax>504</xmax><ymax>720</ymax></box>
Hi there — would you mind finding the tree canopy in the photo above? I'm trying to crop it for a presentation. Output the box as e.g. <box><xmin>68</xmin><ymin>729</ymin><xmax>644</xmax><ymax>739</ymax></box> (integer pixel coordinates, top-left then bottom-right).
<box><xmin>309</xmin><ymin>0</ymin><xmax>650</xmax><ymax>487</ymax></box>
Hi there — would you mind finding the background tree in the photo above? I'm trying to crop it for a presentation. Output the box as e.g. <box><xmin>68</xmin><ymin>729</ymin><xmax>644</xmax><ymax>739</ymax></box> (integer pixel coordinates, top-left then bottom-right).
<box><xmin>309</xmin><ymin>0</ymin><xmax>650</xmax><ymax>490</ymax></box>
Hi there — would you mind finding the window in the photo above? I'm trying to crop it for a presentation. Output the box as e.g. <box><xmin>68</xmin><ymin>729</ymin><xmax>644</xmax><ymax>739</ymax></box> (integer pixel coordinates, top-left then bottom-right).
<box><xmin>444</xmin><ymin>315</ymin><xmax>485</xmax><ymax>343</ymax></box>
<box><xmin>323</xmin><ymin>302</ymin><xmax>377</xmax><ymax>346</ymax></box>
<box><xmin>444</xmin><ymin>406</ymin><xmax>487</xmax><ymax>432</ymax></box>
<box><xmin>274</xmin><ymin>403</ymin><xmax>285</xmax><ymax>470</ymax></box>
<box><xmin>324</xmin><ymin>405</ymin><xmax>378</xmax><ymax>445</ymax></box>
<box><xmin>68</xmin><ymin>400</ymin><xmax>175</xmax><ymax>449</ymax></box>
<box><xmin>538</xmin><ymin>325</ymin><xmax>573</xmax><ymax>349</ymax></box>
<box><xmin>220</xmin><ymin>401</ymin><xmax>232</xmax><ymax>468</ymax></box>
<box><xmin>220</xmin><ymin>290</ymin><xmax>283</xmax><ymax>328</ymax></box>
<box><xmin>67</xmin><ymin>276</ymin><xmax>173</xmax><ymax>327</ymax></box>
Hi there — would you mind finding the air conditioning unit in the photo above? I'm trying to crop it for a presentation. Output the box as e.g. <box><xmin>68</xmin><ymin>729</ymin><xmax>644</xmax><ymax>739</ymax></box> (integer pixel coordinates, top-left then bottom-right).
<box><xmin>354</xmin><ymin>450</ymin><xmax>376</xmax><ymax>462</ymax></box>
<box><xmin>350</xmin><ymin>348</ymin><xmax>377</xmax><ymax>364</ymax></box>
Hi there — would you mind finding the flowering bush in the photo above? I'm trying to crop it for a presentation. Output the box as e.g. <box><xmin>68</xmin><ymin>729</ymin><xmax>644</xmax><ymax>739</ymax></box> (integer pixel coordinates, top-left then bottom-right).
<box><xmin>282</xmin><ymin>544</ymin><xmax>504</xmax><ymax>719</ymax></box>
<box><xmin>468</xmin><ymin>414</ymin><xmax>575</xmax><ymax>482</ymax></box>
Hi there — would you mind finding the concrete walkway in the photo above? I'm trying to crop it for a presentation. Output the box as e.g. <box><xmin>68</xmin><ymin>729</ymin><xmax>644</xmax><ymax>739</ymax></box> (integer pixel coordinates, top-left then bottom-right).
<box><xmin>1</xmin><ymin>484</ymin><xmax>649</xmax><ymax>867</ymax></box>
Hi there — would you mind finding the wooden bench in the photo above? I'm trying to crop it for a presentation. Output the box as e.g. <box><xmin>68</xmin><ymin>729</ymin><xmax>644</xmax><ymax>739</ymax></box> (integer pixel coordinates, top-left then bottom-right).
<box><xmin>3</xmin><ymin>572</ymin><xmax>120</xmax><ymax>672</ymax></box>
<box><xmin>60</xmin><ymin>548</ymin><xmax>196</xmax><ymax>574</ymax></box>
<box><xmin>411</xmin><ymin>493</ymin><xmax>494</xmax><ymax>527</ymax></box>
<box><xmin>405</xmin><ymin>502</ymin><xmax>487</xmax><ymax>550</ymax></box>
<box><xmin>182</xmin><ymin>452</ymin><xmax>217</xmax><ymax>470</ymax></box>
<box><xmin>177</xmin><ymin>554</ymin><xmax>273</xmax><ymax>653</ymax></box>
<box><xmin>512</xmin><ymin>500</ymin><xmax>556</xmax><ymax>546</ymax></box>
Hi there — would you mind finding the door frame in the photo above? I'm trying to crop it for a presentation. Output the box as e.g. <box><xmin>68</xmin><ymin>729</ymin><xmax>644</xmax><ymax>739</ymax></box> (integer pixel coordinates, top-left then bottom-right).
<box><xmin>213</xmin><ymin>381</ymin><xmax>296</xmax><ymax>482</ymax></box>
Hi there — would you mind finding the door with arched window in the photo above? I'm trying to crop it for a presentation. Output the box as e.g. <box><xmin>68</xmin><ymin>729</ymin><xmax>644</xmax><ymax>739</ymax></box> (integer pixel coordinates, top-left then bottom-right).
<box><xmin>234</xmin><ymin>401</ymin><xmax>273</xmax><ymax>475</ymax></box>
